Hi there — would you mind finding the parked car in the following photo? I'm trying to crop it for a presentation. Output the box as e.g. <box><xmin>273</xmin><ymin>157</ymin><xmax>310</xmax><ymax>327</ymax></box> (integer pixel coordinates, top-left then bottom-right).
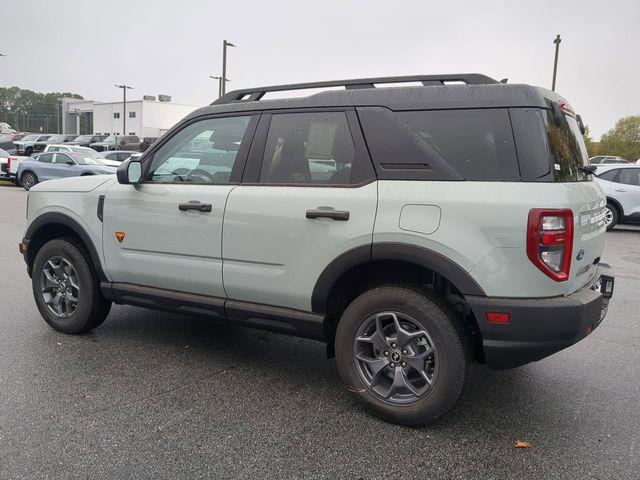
<box><xmin>0</xmin><ymin>148</ymin><xmax>29</xmax><ymax>181</ymax></box>
<box><xmin>14</xmin><ymin>134</ymin><xmax>52</xmax><ymax>156</ymax></box>
<box><xmin>89</xmin><ymin>135</ymin><xmax>140</xmax><ymax>152</ymax></box>
<box><xmin>32</xmin><ymin>134</ymin><xmax>77</xmax><ymax>153</ymax></box>
<box><xmin>0</xmin><ymin>133</ymin><xmax>16</xmax><ymax>154</ymax></box>
<box><xmin>68</xmin><ymin>134</ymin><xmax>108</xmax><ymax>147</ymax></box>
<box><xmin>590</xmin><ymin>155</ymin><xmax>630</xmax><ymax>165</ymax></box>
<box><xmin>17</xmin><ymin>151</ymin><xmax>116</xmax><ymax>190</ymax></box>
<box><xmin>596</xmin><ymin>165</ymin><xmax>640</xmax><ymax>230</ymax></box>
<box><xmin>41</xmin><ymin>144</ymin><xmax>122</xmax><ymax>167</ymax></box>
<box><xmin>102</xmin><ymin>150</ymin><xmax>137</xmax><ymax>163</ymax></box>
<box><xmin>19</xmin><ymin>74</ymin><xmax>614</xmax><ymax>426</ymax></box>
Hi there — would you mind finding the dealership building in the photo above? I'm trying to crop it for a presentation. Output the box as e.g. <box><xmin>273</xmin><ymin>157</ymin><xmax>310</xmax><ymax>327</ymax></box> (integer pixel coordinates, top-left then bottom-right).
<box><xmin>61</xmin><ymin>95</ymin><xmax>200</xmax><ymax>139</ymax></box>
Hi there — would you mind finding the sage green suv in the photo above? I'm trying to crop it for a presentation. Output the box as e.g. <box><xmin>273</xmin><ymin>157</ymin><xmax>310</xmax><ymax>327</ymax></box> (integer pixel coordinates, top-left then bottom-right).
<box><xmin>20</xmin><ymin>74</ymin><xmax>615</xmax><ymax>426</ymax></box>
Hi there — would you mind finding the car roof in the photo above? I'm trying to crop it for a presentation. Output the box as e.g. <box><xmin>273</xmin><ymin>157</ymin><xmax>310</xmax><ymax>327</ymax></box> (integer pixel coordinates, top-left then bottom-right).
<box><xmin>185</xmin><ymin>75</ymin><xmax>569</xmax><ymax>120</ymax></box>
<box><xmin>596</xmin><ymin>164</ymin><xmax>640</xmax><ymax>174</ymax></box>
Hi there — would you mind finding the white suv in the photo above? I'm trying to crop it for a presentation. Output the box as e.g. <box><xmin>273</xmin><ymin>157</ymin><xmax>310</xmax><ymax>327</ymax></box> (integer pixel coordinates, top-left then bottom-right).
<box><xmin>19</xmin><ymin>75</ymin><xmax>615</xmax><ymax>425</ymax></box>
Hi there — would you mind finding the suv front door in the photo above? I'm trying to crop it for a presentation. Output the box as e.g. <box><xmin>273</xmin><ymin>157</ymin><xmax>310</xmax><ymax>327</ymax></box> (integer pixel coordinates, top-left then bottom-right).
<box><xmin>102</xmin><ymin>114</ymin><xmax>258</xmax><ymax>298</ymax></box>
<box><xmin>222</xmin><ymin>110</ymin><xmax>378</xmax><ymax>313</ymax></box>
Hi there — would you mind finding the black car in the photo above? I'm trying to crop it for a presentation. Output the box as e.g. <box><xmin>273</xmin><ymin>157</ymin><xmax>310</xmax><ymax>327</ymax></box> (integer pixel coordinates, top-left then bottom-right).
<box><xmin>67</xmin><ymin>134</ymin><xmax>108</xmax><ymax>147</ymax></box>
<box><xmin>89</xmin><ymin>135</ymin><xmax>140</xmax><ymax>152</ymax></box>
<box><xmin>0</xmin><ymin>134</ymin><xmax>16</xmax><ymax>155</ymax></box>
<box><xmin>32</xmin><ymin>134</ymin><xmax>77</xmax><ymax>153</ymax></box>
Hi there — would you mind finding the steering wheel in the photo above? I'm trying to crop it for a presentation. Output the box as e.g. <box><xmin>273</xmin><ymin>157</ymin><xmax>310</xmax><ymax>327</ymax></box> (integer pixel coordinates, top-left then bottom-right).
<box><xmin>185</xmin><ymin>168</ymin><xmax>216</xmax><ymax>183</ymax></box>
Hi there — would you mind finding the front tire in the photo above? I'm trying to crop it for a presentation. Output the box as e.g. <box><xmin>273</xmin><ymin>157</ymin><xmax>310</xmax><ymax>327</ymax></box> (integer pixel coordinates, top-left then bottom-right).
<box><xmin>32</xmin><ymin>238</ymin><xmax>111</xmax><ymax>334</ymax></box>
<box><xmin>21</xmin><ymin>172</ymin><xmax>38</xmax><ymax>190</ymax></box>
<box><xmin>335</xmin><ymin>286</ymin><xmax>467</xmax><ymax>426</ymax></box>
<box><xmin>604</xmin><ymin>202</ymin><xmax>619</xmax><ymax>231</ymax></box>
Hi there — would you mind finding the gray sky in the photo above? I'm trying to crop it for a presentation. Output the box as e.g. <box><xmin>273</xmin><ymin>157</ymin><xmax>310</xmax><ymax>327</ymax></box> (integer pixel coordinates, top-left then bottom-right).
<box><xmin>2</xmin><ymin>0</ymin><xmax>638</xmax><ymax>139</ymax></box>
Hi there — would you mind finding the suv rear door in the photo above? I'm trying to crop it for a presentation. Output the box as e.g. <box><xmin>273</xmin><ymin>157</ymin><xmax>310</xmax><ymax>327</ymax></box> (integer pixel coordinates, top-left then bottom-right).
<box><xmin>222</xmin><ymin>109</ymin><xmax>377</xmax><ymax>312</ymax></box>
<box><xmin>102</xmin><ymin>114</ymin><xmax>258</xmax><ymax>299</ymax></box>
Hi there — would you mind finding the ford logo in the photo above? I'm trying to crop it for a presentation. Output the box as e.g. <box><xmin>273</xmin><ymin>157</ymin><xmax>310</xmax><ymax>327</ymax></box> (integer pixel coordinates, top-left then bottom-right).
<box><xmin>576</xmin><ymin>249</ymin><xmax>585</xmax><ymax>261</ymax></box>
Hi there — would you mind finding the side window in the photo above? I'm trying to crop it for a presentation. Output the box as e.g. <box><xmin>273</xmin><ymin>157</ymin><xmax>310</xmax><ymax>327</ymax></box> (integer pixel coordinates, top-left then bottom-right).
<box><xmin>53</xmin><ymin>154</ymin><xmax>72</xmax><ymax>164</ymax></box>
<box><xmin>598</xmin><ymin>169</ymin><xmax>619</xmax><ymax>182</ymax></box>
<box><xmin>146</xmin><ymin>116</ymin><xmax>251</xmax><ymax>184</ymax></box>
<box><xmin>37</xmin><ymin>153</ymin><xmax>54</xmax><ymax>163</ymax></box>
<box><xmin>259</xmin><ymin>112</ymin><xmax>356</xmax><ymax>185</ymax></box>
<box><xmin>48</xmin><ymin>146</ymin><xmax>60</xmax><ymax>152</ymax></box>
<box><xmin>618</xmin><ymin>169</ymin><xmax>640</xmax><ymax>186</ymax></box>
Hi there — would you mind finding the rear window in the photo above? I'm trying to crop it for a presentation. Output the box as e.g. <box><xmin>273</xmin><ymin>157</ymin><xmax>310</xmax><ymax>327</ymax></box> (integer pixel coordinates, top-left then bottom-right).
<box><xmin>511</xmin><ymin>107</ymin><xmax>590</xmax><ymax>182</ymax></box>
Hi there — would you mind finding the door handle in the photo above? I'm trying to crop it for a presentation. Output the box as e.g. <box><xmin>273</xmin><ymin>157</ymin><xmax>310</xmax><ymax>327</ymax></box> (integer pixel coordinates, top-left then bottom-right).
<box><xmin>614</xmin><ymin>188</ymin><xmax>627</xmax><ymax>192</ymax></box>
<box><xmin>178</xmin><ymin>201</ymin><xmax>212</xmax><ymax>212</ymax></box>
<box><xmin>306</xmin><ymin>208</ymin><xmax>350</xmax><ymax>221</ymax></box>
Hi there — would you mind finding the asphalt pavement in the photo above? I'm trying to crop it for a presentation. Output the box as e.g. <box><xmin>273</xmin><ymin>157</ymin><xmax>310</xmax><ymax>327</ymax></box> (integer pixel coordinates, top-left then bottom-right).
<box><xmin>0</xmin><ymin>184</ymin><xmax>639</xmax><ymax>480</ymax></box>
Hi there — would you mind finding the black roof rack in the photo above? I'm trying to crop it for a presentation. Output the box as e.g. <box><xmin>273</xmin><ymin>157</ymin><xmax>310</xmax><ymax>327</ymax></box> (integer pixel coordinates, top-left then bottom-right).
<box><xmin>213</xmin><ymin>73</ymin><xmax>498</xmax><ymax>104</ymax></box>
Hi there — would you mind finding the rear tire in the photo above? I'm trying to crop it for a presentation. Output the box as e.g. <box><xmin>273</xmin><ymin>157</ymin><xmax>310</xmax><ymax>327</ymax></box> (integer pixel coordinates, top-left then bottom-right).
<box><xmin>21</xmin><ymin>172</ymin><xmax>38</xmax><ymax>190</ymax></box>
<box><xmin>32</xmin><ymin>238</ymin><xmax>111</xmax><ymax>334</ymax></box>
<box><xmin>604</xmin><ymin>202</ymin><xmax>619</xmax><ymax>231</ymax></box>
<box><xmin>335</xmin><ymin>286</ymin><xmax>467</xmax><ymax>426</ymax></box>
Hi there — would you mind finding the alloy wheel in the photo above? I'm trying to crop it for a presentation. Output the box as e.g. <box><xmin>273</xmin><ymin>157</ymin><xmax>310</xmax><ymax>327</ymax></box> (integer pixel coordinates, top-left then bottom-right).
<box><xmin>353</xmin><ymin>311</ymin><xmax>438</xmax><ymax>404</ymax></box>
<box><xmin>40</xmin><ymin>256</ymin><xmax>80</xmax><ymax>318</ymax></box>
<box><xmin>604</xmin><ymin>207</ymin><xmax>614</xmax><ymax>227</ymax></box>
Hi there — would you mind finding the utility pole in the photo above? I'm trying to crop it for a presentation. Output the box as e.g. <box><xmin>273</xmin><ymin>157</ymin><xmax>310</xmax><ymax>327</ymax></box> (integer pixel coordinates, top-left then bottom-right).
<box><xmin>221</xmin><ymin>40</ymin><xmax>236</xmax><ymax>96</ymax></box>
<box><xmin>552</xmin><ymin>34</ymin><xmax>561</xmax><ymax>91</ymax></box>
<box><xmin>114</xmin><ymin>84</ymin><xmax>133</xmax><ymax>143</ymax></box>
<box><xmin>56</xmin><ymin>98</ymin><xmax>61</xmax><ymax>134</ymax></box>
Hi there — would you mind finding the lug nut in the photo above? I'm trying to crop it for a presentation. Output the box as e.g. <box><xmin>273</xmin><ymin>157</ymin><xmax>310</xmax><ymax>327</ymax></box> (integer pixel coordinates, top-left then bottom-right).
<box><xmin>391</xmin><ymin>343</ymin><xmax>397</xmax><ymax>349</ymax></box>
<box><xmin>402</xmin><ymin>349</ymin><xmax>407</xmax><ymax>355</ymax></box>
<box><xmin>390</xmin><ymin>362</ymin><xmax>396</xmax><ymax>368</ymax></box>
<box><xmin>401</xmin><ymin>362</ymin><xmax>407</xmax><ymax>368</ymax></box>
<box><xmin>383</xmin><ymin>350</ymin><xmax>389</xmax><ymax>356</ymax></box>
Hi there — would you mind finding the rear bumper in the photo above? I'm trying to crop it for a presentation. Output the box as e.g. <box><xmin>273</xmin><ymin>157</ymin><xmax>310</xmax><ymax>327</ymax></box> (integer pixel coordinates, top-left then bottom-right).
<box><xmin>467</xmin><ymin>264</ymin><xmax>614</xmax><ymax>369</ymax></box>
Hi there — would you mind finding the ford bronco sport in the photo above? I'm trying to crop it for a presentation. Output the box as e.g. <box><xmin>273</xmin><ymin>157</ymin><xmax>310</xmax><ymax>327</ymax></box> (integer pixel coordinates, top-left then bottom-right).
<box><xmin>20</xmin><ymin>74</ymin><xmax>615</xmax><ymax>426</ymax></box>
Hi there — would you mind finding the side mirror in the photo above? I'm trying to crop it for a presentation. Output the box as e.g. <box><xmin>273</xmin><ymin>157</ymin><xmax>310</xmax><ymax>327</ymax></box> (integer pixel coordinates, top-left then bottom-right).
<box><xmin>66</xmin><ymin>160</ymin><xmax>74</xmax><ymax>166</ymax></box>
<box><xmin>117</xmin><ymin>159</ymin><xmax>142</xmax><ymax>185</ymax></box>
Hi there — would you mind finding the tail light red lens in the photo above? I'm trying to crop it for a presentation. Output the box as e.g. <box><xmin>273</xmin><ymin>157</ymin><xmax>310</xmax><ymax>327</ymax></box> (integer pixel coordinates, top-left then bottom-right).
<box><xmin>7</xmin><ymin>157</ymin><xmax>11</xmax><ymax>170</ymax></box>
<box><xmin>527</xmin><ymin>209</ymin><xmax>573</xmax><ymax>282</ymax></box>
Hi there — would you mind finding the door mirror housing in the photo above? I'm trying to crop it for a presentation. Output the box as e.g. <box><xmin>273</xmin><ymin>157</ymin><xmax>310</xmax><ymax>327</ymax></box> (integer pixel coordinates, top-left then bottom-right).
<box><xmin>117</xmin><ymin>158</ymin><xmax>142</xmax><ymax>185</ymax></box>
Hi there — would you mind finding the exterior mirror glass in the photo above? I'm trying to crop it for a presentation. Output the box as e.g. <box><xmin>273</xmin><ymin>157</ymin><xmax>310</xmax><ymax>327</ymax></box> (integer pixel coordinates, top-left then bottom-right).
<box><xmin>116</xmin><ymin>159</ymin><xmax>142</xmax><ymax>185</ymax></box>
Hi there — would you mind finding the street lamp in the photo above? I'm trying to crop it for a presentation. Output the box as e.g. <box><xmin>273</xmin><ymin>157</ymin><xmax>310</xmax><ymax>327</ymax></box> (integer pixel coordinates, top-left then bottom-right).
<box><xmin>114</xmin><ymin>84</ymin><xmax>133</xmax><ymax>142</ymax></box>
<box><xmin>209</xmin><ymin>75</ymin><xmax>231</xmax><ymax>98</ymax></box>
<box><xmin>221</xmin><ymin>40</ymin><xmax>236</xmax><ymax>96</ymax></box>
<box><xmin>551</xmin><ymin>34</ymin><xmax>561</xmax><ymax>91</ymax></box>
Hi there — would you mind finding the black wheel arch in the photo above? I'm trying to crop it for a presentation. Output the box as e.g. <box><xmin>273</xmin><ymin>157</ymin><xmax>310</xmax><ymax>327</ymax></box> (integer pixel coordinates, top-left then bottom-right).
<box><xmin>23</xmin><ymin>212</ymin><xmax>107</xmax><ymax>281</ymax></box>
<box><xmin>311</xmin><ymin>242</ymin><xmax>486</xmax><ymax>315</ymax></box>
<box><xmin>606</xmin><ymin>197</ymin><xmax>623</xmax><ymax>217</ymax></box>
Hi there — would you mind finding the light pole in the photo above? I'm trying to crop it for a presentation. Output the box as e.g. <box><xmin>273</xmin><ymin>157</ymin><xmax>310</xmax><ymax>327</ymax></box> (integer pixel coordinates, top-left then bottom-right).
<box><xmin>551</xmin><ymin>34</ymin><xmax>561</xmax><ymax>92</ymax></box>
<box><xmin>221</xmin><ymin>40</ymin><xmax>236</xmax><ymax>96</ymax></box>
<box><xmin>209</xmin><ymin>75</ymin><xmax>231</xmax><ymax>98</ymax></box>
<box><xmin>114</xmin><ymin>84</ymin><xmax>133</xmax><ymax>142</ymax></box>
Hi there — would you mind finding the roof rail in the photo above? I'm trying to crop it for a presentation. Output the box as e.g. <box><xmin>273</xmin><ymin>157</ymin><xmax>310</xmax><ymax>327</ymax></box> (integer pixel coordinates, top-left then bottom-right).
<box><xmin>212</xmin><ymin>73</ymin><xmax>498</xmax><ymax>104</ymax></box>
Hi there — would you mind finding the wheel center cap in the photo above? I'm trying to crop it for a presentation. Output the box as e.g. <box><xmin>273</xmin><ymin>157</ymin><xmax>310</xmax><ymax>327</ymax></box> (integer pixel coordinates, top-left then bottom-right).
<box><xmin>390</xmin><ymin>351</ymin><xmax>401</xmax><ymax>362</ymax></box>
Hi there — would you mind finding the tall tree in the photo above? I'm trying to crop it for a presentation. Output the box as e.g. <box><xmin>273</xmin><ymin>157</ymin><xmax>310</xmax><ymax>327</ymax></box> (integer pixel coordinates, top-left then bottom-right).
<box><xmin>599</xmin><ymin>115</ymin><xmax>640</xmax><ymax>161</ymax></box>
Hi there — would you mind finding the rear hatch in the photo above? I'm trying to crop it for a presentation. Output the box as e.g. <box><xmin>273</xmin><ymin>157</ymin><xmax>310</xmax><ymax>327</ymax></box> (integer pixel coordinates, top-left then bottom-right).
<box><xmin>519</xmin><ymin>102</ymin><xmax>606</xmax><ymax>294</ymax></box>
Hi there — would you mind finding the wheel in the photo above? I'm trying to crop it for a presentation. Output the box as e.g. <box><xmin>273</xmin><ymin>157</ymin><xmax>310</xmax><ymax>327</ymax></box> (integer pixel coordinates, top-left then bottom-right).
<box><xmin>31</xmin><ymin>238</ymin><xmax>111</xmax><ymax>334</ymax></box>
<box><xmin>604</xmin><ymin>203</ymin><xmax>619</xmax><ymax>231</ymax></box>
<box><xmin>25</xmin><ymin>147</ymin><xmax>33</xmax><ymax>156</ymax></box>
<box><xmin>21</xmin><ymin>172</ymin><xmax>38</xmax><ymax>190</ymax></box>
<box><xmin>335</xmin><ymin>286</ymin><xmax>467</xmax><ymax>426</ymax></box>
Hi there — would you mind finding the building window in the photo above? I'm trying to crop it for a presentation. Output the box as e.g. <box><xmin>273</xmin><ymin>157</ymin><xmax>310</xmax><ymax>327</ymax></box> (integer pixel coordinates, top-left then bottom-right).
<box><xmin>129</xmin><ymin>111</ymin><xmax>136</xmax><ymax>118</ymax></box>
<box><xmin>113</xmin><ymin>112</ymin><xmax>120</xmax><ymax>119</ymax></box>
<box><xmin>129</xmin><ymin>132</ymin><xmax>136</xmax><ymax>135</ymax></box>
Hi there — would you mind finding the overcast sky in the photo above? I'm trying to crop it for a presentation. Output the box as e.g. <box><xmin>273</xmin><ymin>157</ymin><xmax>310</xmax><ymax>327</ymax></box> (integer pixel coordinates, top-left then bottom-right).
<box><xmin>1</xmin><ymin>0</ymin><xmax>638</xmax><ymax>139</ymax></box>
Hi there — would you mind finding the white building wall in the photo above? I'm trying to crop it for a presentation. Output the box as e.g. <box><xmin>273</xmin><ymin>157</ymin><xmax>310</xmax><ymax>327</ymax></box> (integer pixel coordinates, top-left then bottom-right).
<box><xmin>140</xmin><ymin>101</ymin><xmax>199</xmax><ymax>138</ymax></box>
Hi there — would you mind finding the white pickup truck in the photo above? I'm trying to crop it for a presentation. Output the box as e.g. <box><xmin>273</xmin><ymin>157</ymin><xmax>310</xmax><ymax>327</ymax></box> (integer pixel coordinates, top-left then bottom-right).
<box><xmin>0</xmin><ymin>148</ymin><xmax>29</xmax><ymax>183</ymax></box>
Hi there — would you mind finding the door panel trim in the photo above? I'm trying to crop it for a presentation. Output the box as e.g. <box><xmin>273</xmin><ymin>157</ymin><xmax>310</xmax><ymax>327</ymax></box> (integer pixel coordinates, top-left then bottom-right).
<box><xmin>101</xmin><ymin>282</ymin><xmax>325</xmax><ymax>340</ymax></box>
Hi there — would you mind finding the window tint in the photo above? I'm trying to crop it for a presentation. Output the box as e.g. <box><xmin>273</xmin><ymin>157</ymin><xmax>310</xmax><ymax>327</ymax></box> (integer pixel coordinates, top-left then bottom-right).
<box><xmin>37</xmin><ymin>154</ymin><xmax>54</xmax><ymax>163</ymax></box>
<box><xmin>259</xmin><ymin>112</ymin><xmax>356</xmax><ymax>185</ymax></box>
<box><xmin>146</xmin><ymin>116</ymin><xmax>251</xmax><ymax>184</ymax></box>
<box><xmin>358</xmin><ymin>107</ymin><xmax>518</xmax><ymax>181</ymax></box>
<box><xmin>597</xmin><ymin>169</ymin><xmax>619</xmax><ymax>181</ymax></box>
<box><xmin>53</xmin><ymin>154</ymin><xmax>72</xmax><ymax>164</ymax></box>
<box><xmin>510</xmin><ymin>108</ymin><xmax>552</xmax><ymax>181</ymax></box>
<box><xmin>590</xmin><ymin>157</ymin><xmax>603</xmax><ymax>164</ymax></box>
<box><xmin>618</xmin><ymin>169</ymin><xmax>640</xmax><ymax>186</ymax></box>
<box><xmin>544</xmin><ymin>111</ymin><xmax>590</xmax><ymax>182</ymax></box>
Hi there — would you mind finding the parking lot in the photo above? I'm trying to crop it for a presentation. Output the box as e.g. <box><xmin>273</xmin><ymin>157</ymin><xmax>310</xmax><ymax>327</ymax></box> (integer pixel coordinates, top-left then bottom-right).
<box><xmin>0</xmin><ymin>184</ymin><xmax>639</xmax><ymax>480</ymax></box>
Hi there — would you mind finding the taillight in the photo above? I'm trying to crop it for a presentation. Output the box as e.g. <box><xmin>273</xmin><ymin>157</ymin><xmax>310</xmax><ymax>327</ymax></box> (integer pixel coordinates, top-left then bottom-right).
<box><xmin>526</xmin><ymin>209</ymin><xmax>573</xmax><ymax>282</ymax></box>
<box><xmin>7</xmin><ymin>157</ymin><xmax>11</xmax><ymax>170</ymax></box>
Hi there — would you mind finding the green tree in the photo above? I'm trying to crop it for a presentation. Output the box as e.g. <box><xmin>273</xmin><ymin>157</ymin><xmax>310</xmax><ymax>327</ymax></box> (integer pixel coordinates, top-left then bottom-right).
<box><xmin>582</xmin><ymin>125</ymin><xmax>598</xmax><ymax>157</ymax></box>
<box><xmin>599</xmin><ymin>115</ymin><xmax>640</xmax><ymax>161</ymax></box>
<box><xmin>0</xmin><ymin>87</ymin><xmax>83</xmax><ymax>133</ymax></box>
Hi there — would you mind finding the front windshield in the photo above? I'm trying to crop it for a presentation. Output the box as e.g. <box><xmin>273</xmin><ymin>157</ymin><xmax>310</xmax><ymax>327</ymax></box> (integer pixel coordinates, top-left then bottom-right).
<box><xmin>102</xmin><ymin>136</ymin><xmax>117</xmax><ymax>144</ymax></box>
<box><xmin>74</xmin><ymin>135</ymin><xmax>93</xmax><ymax>142</ymax></box>
<box><xmin>70</xmin><ymin>147</ymin><xmax>104</xmax><ymax>158</ymax></box>
<box><xmin>22</xmin><ymin>135</ymin><xmax>39</xmax><ymax>141</ymax></box>
<box><xmin>46</xmin><ymin>135</ymin><xmax>65</xmax><ymax>143</ymax></box>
